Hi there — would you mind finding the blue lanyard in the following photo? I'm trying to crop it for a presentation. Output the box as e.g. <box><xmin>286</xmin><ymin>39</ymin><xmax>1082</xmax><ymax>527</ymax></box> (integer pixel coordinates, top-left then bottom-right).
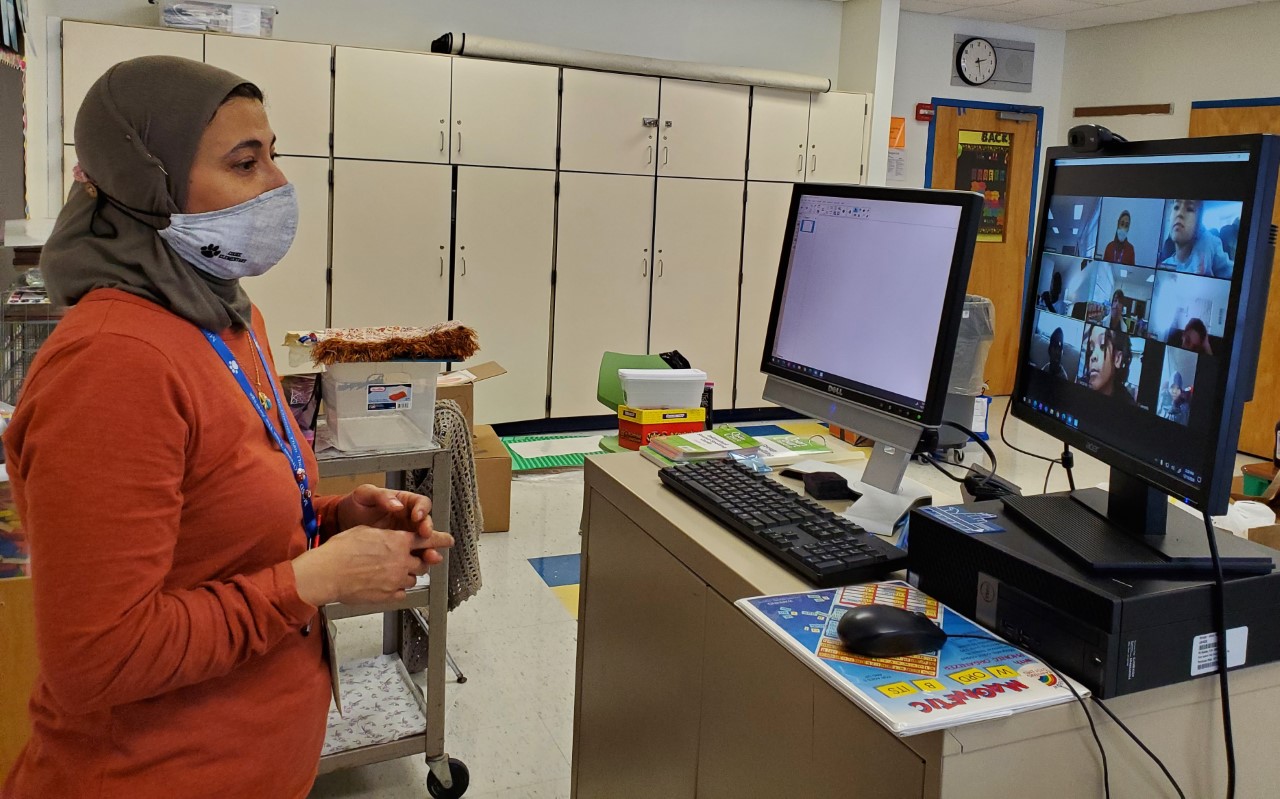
<box><xmin>202</xmin><ymin>328</ymin><xmax>319</xmax><ymax>550</ymax></box>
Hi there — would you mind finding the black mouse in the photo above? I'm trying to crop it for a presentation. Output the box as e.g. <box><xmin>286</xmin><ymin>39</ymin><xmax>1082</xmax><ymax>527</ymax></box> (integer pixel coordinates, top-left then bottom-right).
<box><xmin>836</xmin><ymin>604</ymin><xmax>947</xmax><ymax>658</ymax></box>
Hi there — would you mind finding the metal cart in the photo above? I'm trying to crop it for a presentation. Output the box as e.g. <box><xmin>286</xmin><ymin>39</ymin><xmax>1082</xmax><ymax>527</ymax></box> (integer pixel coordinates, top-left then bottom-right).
<box><xmin>316</xmin><ymin>446</ymin><xmax>469</xmax><ymax>798</ymax></box>
<box><xmin>0</xmin><ymin>301</ymin><xmax>63</xmax><ymax>406</ymax></box>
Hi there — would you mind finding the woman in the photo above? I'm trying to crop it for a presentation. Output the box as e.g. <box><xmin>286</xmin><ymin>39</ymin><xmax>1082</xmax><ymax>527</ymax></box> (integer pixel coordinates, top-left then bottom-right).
<box><xmin>1101</xmin><ymin>210</ymin><xmax>1135</xmax><ymax>265</ymax></box>
<box><xmin>2</xmin><ymin>57</ymin><xmax>452</xmax><ymax>799</ymax></box>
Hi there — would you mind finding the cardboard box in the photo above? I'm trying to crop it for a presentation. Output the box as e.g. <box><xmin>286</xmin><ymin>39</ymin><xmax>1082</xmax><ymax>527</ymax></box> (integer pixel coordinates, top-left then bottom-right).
<box><xmin>617</xmin><ymin>405</ymin><xmax>705</xmax><ymax>425</ymax></box>
<box><xmin>438</xmin><ymin>362</ymin><xmax>507</xmax><ymax>430</ymax></box>
<box><xmin>316</xmin><ymin>471</ymin><xmax>385</xmax><ymax>497</ymax></box>
<box><xmin>472</xmin><ymin>424</ymin><xmax>512</xmax><ymax>533</ymax></box>
<box><xmin>618</xmin><ymin>418</ymin><xmax>705</xmax><ymax>451</ymax></box>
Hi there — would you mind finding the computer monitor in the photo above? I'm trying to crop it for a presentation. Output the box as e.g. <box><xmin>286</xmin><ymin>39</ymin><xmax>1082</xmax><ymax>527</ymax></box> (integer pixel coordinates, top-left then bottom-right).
<box><xmin>760</xmin><ymin>184</ymin><xmax>983</xmax><ymax>534</ymax></box>
<box><xmin>1012</xmin><ymin>134</ymin><xmax>1280</xmax><ymax>574</ymax></box>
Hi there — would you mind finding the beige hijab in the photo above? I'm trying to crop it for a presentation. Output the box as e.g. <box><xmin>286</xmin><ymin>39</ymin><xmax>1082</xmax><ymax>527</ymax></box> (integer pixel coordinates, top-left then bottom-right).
<box><xmin>42</xmin><ymin>55</ymin><xmax>258</xmax><ymax>331</ymax></box>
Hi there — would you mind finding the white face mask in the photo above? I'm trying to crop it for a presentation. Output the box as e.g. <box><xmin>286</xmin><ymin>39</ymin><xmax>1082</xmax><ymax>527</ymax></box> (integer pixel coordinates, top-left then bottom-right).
<box><xmin>159</xmin><ymin>183</ymin><xmax>298</xmax><ymax>279</ymax></box>
<box><xmin>1116</xmin><ymin>227</ymin><xmax>1129</xmax><ymax>242</ymax></box>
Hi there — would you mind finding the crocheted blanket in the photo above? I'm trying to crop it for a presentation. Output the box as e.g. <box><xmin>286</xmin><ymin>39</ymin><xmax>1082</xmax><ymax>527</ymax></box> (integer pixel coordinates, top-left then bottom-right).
<box><xmin>287</xmin><ymin>321</ymin><xmax>479</xmax><ymax>365</ymax></box>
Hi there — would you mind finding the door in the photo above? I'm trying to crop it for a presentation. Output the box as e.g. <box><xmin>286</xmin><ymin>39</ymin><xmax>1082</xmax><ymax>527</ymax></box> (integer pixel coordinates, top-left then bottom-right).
<box><xmin>657</xmin><ymin>79</ymin><xmax>750</xmax><ymax>181</ymax></box>
<box><xmin>450</xmin><ymin>59</ymin><xmax>559</xmax><ymax>170</ymax></box>
<box><xmin>1190</xmin><ymin>101</ymin><xmax>1280</xmax><ymax>458</ymax></box>
<box><xmin>560</xmin><ymin>69</ymin><xmax>660</xmax><ymax>176</ymax></box>
<box><xmin>62</xmin><ymin>21</ymin><xmax>204</xmax><ymax>145</ymax></box>
<box><xmin>736</xmin><ymin>182</ymin><xmax>794</xmax><ymax>408</ymax></box>
<box><xmin>333</xmin><ymin>47</ymin><xmax>452</xmax><ymax>163</ymax></box>
<box><xmin>929</xmin><ymin>103</ymin><xmax>1041</xmax><ymax>394</ymax></box>
<box><xmin>748</xmin><ymin>88</ymin><xmax>810</xmax><ymax>183</ymax></box>
<box><xmin>551</xmin><ymin>172</ymin><xmax>656</xmax><ymax>417</ymax></box>
<box><xmin>454</xmin><ymin>167</ymin><xmax>556</xmax><ymax>424</ymax></box>
<box><xmin>806</xmin><ymin>91</ymin><xmax>869</xmax><ymax>185</ymax></box>
<box><xmin>330</xmin><ymin>160</ymin><xmax>452</xmax><ymax>329</ymax></box>
<box><xmin>650</xmin><ymin>178</ymin><xmax>745</xmax><ymax>395</ymax></box>
<box><xmin>203</xmin><ymin>36</ymin><xmax>332</xmax><ymax>158</ymax></box>
<box><xmin>242</xmin><ymin>157</ymin><xmax>330</xmax><ymax>374</ymax></box>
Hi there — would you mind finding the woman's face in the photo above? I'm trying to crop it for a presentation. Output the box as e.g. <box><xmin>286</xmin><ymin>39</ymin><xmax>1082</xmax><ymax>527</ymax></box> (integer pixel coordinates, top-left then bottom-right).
<box><xmin>184</xmin><ymin>97</ymin><xmax>286</xmax><ymax>214</ymax></box>
<box><xmin>1086</xmin><ymin>329</ymin><xmax>1115</xmax><ymax>392</ymax></box>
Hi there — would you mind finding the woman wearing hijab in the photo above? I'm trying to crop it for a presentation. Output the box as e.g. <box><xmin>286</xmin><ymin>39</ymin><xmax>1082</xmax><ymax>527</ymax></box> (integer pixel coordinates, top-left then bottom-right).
<box><xmin>2</xmin><ymin>57</ymin><xmax>452</xmax><ymax>799</ymax></box>
<box><xmin>1102</xmin><ymin>210</ymin><xmax>1135</xmax><ymax>265</ymax></box>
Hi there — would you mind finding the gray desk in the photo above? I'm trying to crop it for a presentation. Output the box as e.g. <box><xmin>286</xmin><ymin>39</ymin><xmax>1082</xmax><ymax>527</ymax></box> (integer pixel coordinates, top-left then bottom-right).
<box><xmin>571</xmin><ymin>452</ymin><xmax>1280</xmax><ymax>798</ymax></box>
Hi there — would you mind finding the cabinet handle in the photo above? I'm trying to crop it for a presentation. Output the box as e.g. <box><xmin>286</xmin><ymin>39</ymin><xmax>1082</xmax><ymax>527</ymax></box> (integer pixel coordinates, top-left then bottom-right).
<box><xmin>439</xmin><ymin>255</ymin><xmax>444</xmax><ymax>277</ymax></box>
<box><xmin>642</xmin><ymin>257</ymin><xmax>648</xmax><ymax>277</ymax></box>
<box><xmin>461</xmin><ymin>256</ymin><xmax>467</xmax><ymax>275</ymax></box>
<box><xmin>439</xmin><ymin>130</ymin><xmax>445</xmax><ymax>152</ymax></box>
<box><xmin>456</xmin><ymin>131</ymin><xmax>462</xmax><ymax>153</ymax></box>
<box><xmin>810</xmin><ymin>154</ymin><xmax>817</xmax><ymax>173</ymax></box>
<box><xmin>657</xmin><ymin>259</ymin><xmax>664</xmax><ymax>278</ymax></box>
<box><xmin>797</xmin><ymin>153</ymin><xmax>804</xmax><ymax>173</ymax></box>
<box><xmin>642</xmin><ymin>117</ymin><xmax>659</xmax><ymax>128</ymax></box>
<box><xmin>662</xmin><ymin>146</ymin><xmax>669</xmax><ymax>166</ymax></box>
<box><xmin>647</xmin><ymin>145</ymin><xmax>653</xmax><ymax>165</ymax></box>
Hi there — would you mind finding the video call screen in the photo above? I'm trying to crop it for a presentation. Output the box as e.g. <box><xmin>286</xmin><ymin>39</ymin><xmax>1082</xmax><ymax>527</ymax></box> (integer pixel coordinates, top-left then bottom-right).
<box><xmin>1022</xmin><ymin>150</ymin><xmax>1257</xmax><ymax>490</ymax></box>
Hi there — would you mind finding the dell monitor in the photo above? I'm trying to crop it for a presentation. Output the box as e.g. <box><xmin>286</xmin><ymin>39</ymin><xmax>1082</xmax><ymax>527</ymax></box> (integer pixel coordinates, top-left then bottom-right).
<box><xmin>760</xmin><ymin>184</ymin><xmax>984</xmax><ymax>534</ymax></box>
<box><xmin>1012</xmin><ymin>134</ymin><xmax>1280</xmax><ymax>575</ymax></box>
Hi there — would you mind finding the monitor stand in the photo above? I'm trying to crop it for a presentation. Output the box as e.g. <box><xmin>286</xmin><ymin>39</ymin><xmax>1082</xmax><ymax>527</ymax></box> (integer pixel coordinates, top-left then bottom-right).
<box><xmin>1001</xmin><ymin>468</ymin><xmax>1275</xmax><ymax>577</ymax></box>
<box><xmin>791</xmin><ymin>439</ymin><xmax>932</xmax><ymax>537</ymax></box>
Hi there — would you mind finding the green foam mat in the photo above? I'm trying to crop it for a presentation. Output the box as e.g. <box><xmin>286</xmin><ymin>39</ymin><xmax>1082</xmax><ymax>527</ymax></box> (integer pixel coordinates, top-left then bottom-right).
<box><xmin>500</xmin><ymin>434</ymin><xmax>609</xmax><ymax>471</ymax></box>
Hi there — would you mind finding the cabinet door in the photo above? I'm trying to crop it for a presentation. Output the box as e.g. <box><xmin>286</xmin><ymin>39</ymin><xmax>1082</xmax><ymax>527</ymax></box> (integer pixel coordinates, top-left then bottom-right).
<box><xmin>330</xmin><ymin>160</ymin><xmax>452</xmax><ymax>329</ymax></box>
<box><xmin>62</xmin><ymin>145</ymin><xmax>77</xmax><ymax>204</ymax></box>
<box><xmin>454</xmin><ymin>167</ymin><xmax>556</xmax><ymax>424</ymax></box>
<box><xmin>560</xmin><ymin>69</ymin><xmax>660</xmax><ymax>176</ymax></box>
<box><xmin>806</xmin><ymin>91</ymin><xmax>868</xmax><ymax>185</ymax></box>
<box><xmin>204</xmin><ymin>36</ymin><xmax>332</xmax><ymax>158</ymax></box>
<box><xmin>62</xmin><ymin>22</ymin><xmax>203</xmax><ymax>144</ymax></box>
<box><xmin>333</xmin><ymin>47</ymin><xmax>452</xmax><ymax>163</ymax></box>
<box><xmin>242</xmin><ymin>157</ymin><xmax>330</xmax><ymax>375</ymax></box>
<box><xmin>650</xmin><ymin>179</ymin><xmax>744</xmax><ymax>394</ymax></box>
<box><xmin>551</xmin><ymin>173</ymin><xmax>655</xmax><ymax>418</ymax></box>
<box><xmin>450</xmin><ymin>59</ymin><xmax>559</xmax><ymax>170</ymax></box>
<box><xmin>747</xmin><ymin>88</ymin><xmax>810</xmax><ymax>183</ymax></box>
<box><xmin>735</xmin><ymin>182</ymin><xmax>793</xmax><ymax>408</ymax></box>
<box><xmin>657</xmin><ymin>80</ymin><xmax>749</xmax><ymax>181</ymax></box>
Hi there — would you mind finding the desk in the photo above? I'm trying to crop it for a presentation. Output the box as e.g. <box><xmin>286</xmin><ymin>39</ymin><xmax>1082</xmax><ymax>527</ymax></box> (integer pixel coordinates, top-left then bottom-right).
<box><xmin>571</xmin><ymin>452</ymin><xmax>1280</xmax><ymax>798</ymax></box>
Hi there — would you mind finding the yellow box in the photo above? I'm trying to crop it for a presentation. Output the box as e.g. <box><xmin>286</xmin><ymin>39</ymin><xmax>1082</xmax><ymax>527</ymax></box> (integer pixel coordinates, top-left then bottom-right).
<box><xmin>617</xmin><ymin>405</ymin><xmax>705</xmax><ymax>425</ymax></box>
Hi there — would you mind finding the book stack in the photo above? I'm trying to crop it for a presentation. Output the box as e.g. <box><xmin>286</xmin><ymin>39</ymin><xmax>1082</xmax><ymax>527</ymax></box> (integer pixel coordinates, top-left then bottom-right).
<box><xmin>647</xmin><ymin>426</ymin><xmax>761</xmax><ymax>462</ymax></box>
<box><xmin>617</xmin><ymin>405</ymin><xmax>705</xmax><ymax>451</ymax></box>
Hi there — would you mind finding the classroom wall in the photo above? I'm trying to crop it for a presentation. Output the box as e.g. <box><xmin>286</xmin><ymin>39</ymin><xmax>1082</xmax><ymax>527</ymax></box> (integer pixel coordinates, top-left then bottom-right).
<box><xmin>838</xmin><ymin>0</ymin><xmax>900</xmax><ymax>185</ymax></box>
<box><xmin>1062</xmin><ymin>3</ymin><xmax>1280</xmax><ymax>144</ymax></box>
<box><xmin>889</xmin><ymin>12</ymin><xmax>1066</xmax><ymax>189</ymax></box>
<box><xmin>22</xmin><ymin>0</ymin><xmax>845</xmax><ymax>219</ymax></box>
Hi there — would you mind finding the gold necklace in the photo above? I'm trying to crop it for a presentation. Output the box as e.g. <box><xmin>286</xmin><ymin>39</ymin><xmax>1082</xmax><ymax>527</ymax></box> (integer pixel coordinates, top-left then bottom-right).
<box><xmin>247</xmin><ymin>339</ymin><xmax>273</xmax><ymax>411</ymax></box>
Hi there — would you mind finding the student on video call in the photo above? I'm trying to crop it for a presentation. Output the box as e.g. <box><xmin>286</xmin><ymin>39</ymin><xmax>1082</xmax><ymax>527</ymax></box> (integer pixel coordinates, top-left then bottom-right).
<box><xmin>1181</xmin><ymin>317</ymin><xmax>1214</xmax><ymax>355</ymax></box>
<box><xmin>1084</xmin><ymin>327</ymin><xmax>1134</xmax><ymax>402</ymax></box>
<box><xmin>1105</xmin><ymin>289</ymin><xmax>1126</xmax><ymax>331</ymax></box>
<box><xmin>1038</xmin><ymin>271</ymin><xmax>1068</xmax><ymax>315</ymax></box>
<box><xmin>1042</xmin><ymin>327</ymin><xmax>1071</xmax><ymax>380</ymax></box>
<box><xmin>1159</xmin><ymin>371</ymin><xmax>1191</xmax><ymax>425</ymax></box>
<box><xmin>1162</xmin><ymin>199</ymin><xmax>1233</xmax><ymax>278</ymax></box>
<box><xmin>1102</xmin><ymin>210</ymin><xmax>1136</xmax><ymax>265</ymax></box>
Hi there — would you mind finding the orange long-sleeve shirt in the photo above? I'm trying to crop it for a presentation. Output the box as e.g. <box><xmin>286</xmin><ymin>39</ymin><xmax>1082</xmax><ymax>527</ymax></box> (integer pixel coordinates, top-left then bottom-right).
<box><xmin>2</xmin><ymin>289</ymin><xmax>344</xmax><ymax>799</ymax></box>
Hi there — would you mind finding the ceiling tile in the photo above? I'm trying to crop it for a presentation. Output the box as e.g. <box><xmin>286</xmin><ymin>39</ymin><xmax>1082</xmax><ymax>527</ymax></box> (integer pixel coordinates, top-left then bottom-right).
<box><xmin>997</xmin><ymin>0</ymin><xmax>1105</xmax><ymax>16</ymax></box>
<box><xmin>1120</xmin><ymin>0</ymin><xmax>1253</xmax><ymax>14</ymax></box>
<box><xmin>1045</xmin><ymin>4</ymin><xmax>1168</xmax><ymax>28</ymax></box>
<box><xmin>901</xmin><ymin>0</ymin><xmax>969</xmax><ymax>13</ymax></box>
<box><xmin>944</xmin><ymin>7</ymin><xmax>1034</xmax><ymax>23</ymax></box>
<box><xmin>1024</xmin><ymin>14</ymin><xmax>1094</xmax><ymax>29</ymax></box>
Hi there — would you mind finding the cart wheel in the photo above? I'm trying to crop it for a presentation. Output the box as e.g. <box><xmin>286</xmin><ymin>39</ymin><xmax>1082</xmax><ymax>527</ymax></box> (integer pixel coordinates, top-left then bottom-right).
<box><xmin>951</xmin><ymin>449</ymin><xmax>966</xmax><ymax>465</ymax></box>
<box><xmin>427</xmin><ymin>758</ymin><xmax>470</xmax><ymax>798</ymax></box>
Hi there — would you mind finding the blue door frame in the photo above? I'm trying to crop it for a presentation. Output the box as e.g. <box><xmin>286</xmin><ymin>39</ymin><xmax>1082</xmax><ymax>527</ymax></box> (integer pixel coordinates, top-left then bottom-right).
<box><xmin>1191</xmin><ymin>96</ymin><xmax>1280</xmax><ymax>110</ymax></box>
<box><xmin>923</xmin><ymin>98</ymin><xmax>1045</xmax><ymax>273</ymax></box>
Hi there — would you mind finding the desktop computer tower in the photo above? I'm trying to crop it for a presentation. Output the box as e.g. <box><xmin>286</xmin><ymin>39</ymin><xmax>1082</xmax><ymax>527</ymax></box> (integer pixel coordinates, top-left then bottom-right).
<box><xmin>908</xmin><ymin>498</ymin><xmax>1280</xmax><ymax>698</ymax></box>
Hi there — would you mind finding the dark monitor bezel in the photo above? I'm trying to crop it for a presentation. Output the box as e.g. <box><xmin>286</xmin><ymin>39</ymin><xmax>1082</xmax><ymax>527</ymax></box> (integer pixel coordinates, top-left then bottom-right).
<box><xmin>1011</xmin><ymin>134</ymin><xmax>1280</xmax><ymax>512</ymax></box>
<box><xmin>759</xmin><ymin>183</ymin><xmax>984</xmax><ymax>427</ymax></box>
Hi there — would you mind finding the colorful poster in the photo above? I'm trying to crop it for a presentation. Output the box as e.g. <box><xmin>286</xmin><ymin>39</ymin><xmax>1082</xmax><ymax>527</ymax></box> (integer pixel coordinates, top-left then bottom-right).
<box><xmin>956</xmin><ymin>130</ymin><xmax>1012</xmax><ymax>243</ymax></box>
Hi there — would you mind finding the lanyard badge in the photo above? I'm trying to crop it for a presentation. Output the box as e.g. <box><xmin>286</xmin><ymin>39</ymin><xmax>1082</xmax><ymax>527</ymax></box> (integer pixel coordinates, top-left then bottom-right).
<box><xmin>202</xmin><ymin>328</ymin><xmax>319</xmax><ymax>549</ymax></box>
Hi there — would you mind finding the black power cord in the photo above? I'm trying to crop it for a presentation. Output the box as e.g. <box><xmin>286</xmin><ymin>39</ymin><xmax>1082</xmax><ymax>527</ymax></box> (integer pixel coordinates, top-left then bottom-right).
<box><xmin>999</xmin><ymin>397</ymin><xmax>1077</xmax><ymax>493</ymax></box>
<box><xmin>1091</xmin><ymin>698</ymin><xmax>1187</xmax><ymax>799</ymax></box>
<box><xmin>1202</xmin><ymin>508</ymin><xmax>1237</xmax><ymax>799</ymax></box>
<box><xmin>922</xmin><ymin>419</ymin><xmax>999</xmax><ymax>484</ymax></box>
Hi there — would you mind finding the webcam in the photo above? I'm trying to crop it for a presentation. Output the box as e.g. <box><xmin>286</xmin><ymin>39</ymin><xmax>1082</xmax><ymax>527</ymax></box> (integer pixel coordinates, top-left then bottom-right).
<box><xmin>1067</xmin><ymin>124</ymin><xmax>1127</xmax><ymax>153</ymax></box>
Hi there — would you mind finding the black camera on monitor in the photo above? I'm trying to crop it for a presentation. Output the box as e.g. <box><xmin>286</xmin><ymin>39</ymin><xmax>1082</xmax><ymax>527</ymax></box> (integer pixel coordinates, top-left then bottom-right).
<box><xmin>1067</xmin><ymin>124</ymin><xmax>1127</xmax><ymax>153</ymax></box>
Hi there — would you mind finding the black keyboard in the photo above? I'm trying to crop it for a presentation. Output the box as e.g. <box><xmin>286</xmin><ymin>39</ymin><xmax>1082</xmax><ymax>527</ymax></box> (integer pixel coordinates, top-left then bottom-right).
<box><xmin>659</xmin><ymin>459</ymin><xmax>908</xmax><ymax>587</ymax></box>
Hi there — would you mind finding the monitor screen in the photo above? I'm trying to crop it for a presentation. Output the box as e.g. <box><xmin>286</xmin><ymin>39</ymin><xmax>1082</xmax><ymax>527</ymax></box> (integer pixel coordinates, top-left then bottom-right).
<box><xmin>761</xmin><ymin>185</ymin><xmax>981</xmax><ymax>425</ymax></box>
<box><xmin>1015</xmin><ymin>138</ymin><xmax>1280</xmax><ymax>509</ymax></box>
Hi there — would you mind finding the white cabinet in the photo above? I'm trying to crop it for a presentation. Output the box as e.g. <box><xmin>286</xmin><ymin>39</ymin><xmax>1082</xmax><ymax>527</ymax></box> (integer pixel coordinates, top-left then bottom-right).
<box><xmin>454</xmin><ymin>168</ymin><xmax>556</xmax><ymax>424</ymax></box>
<box><xmin>551</xmin><ymin>173</ymin><xmax>655</xmax><ymax>418</ymax></box>
<box><xmin>204</xmin><ymin>36</ymin><xmax>332</xmax><ymax>158</ymax></box>
<box><xmin>330</xmin><ymin>160</ymin><xmax>452</xmax><ymax>329</ymax></box>
<box><xmin>748</xmin><ymin>88</ymin><xmax>810</xmax><ymax>183</ymax></box>
<box><xmin>736</xmin><ymin>182</ymin><xmax>794</xmax><ymax>407</ymax></box>
<box><xmin>61</xmin><ymin>144</ymin><xmax>77</xmax><ymax>202</ymax></box>
<box><xmin>806</xmin><ymin>91</ymin><xmax>869</xmax><ymax>185</ymax></box>
<box><xmin>657</xmin><ymin>80</ymin><xmax>749</xmax><ymax>181</ymax></box>
<box><xmin>61</xmin><ymin>22</ymin><xmax>204</xmax><ymax>144</ymax></box>
<box><xmin>560</xmin><ymin>69</ymin><xmax>660</xmax><ymax>176</ymax></box>
<box><xmin>243</xmin><ymin>157</ymin><xmax>331</xmax><ymax>374</ymax></box>
<box><xmin>333</xmin><ymin>47</ymin><xmax>452</xmax><ymax>163</ymax></box>
<box><xmin>450</xmin><ymin>59</ymin><xmax>559</xmax><ymax>170</ymax></box>
<box><xmin>649</xmin><ymin>179</ymin><xmax>744</xmax><ymax>394</ymax></box>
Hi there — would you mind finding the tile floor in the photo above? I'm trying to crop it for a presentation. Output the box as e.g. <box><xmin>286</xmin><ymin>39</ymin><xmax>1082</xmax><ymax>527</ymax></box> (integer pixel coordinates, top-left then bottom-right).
<box><xmin>308</xmin><ymin>400</ymin><xmax>1264</xmax><ymax>799</ymax></box>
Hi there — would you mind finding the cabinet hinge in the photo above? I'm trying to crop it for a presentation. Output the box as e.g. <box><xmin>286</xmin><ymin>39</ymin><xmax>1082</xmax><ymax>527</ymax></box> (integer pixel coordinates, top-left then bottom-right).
<box><xmin>551</xmin><ymin>269</ymin><xmax>557</xmax><ymax>287</ymax></box>
<box><xmin>328</xmin><ymin>168</ymin><xmax>334</xmax><ymax>187</ymax></box>
<box><xmin>546</xmin><ymin>394</ymin><xmax>553</xmax><ymax>415</ymax></box>
<box><xmin>325</xmin><ymin>267</ymin><xmax>333</xmax><ymax>286</ymax></box>
<box><xmin>328</xmin><ymin>131</ymin><xmax>334</xmax><ymax>151</ymax></box>
<box><xmin>330</xmin><ymin>53</ymin><xmax>336</xmax><ymax>75</ymax></box>
<box><xmin>554</xmin><ymin>178</ymin><xmax>560</xmax><ymax>198</ymax></box>
<box><xmin>558</xmin><ymin>73</ymin><xmax>564</xmax><ymax>95</ymax></box>
<box><xmin>860</xmin><ymin>164</ymin><xmax>864</xmax><ymax>177</ymax></box>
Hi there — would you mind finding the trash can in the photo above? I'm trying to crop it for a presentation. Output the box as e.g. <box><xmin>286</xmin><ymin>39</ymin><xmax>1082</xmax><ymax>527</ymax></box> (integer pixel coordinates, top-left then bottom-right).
<box><xmin>937</xmin><ymin>295</ymin><xmax>995</xmax><ymax>452</ymax></box>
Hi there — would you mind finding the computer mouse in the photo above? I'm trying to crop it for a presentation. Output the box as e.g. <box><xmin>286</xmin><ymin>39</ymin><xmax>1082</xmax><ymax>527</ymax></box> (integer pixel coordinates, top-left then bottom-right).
<box><xmin>836</xmin><ymin>604</ymin><xmax>947</xmax><ymax>658</ymax></box>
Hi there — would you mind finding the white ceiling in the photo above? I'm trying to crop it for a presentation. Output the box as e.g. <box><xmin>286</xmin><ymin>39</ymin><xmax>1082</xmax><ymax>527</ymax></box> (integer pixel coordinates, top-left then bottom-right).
<box><xmin>898</xmin><ymin>0</ymin><xmax>1279</xmax><ymax>31</ymax></box>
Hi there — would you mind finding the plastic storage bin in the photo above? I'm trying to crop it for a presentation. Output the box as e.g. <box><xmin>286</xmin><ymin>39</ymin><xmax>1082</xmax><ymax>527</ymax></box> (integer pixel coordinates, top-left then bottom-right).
<box><xmin>938</xmin><ymin>295</ymin><xmax>995</xmax><ymax>450</ymax></box>
<box><xmin>322</xmin><ymin>360</ymin><xmax>442</xmax><ymax>452</ymax></box>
